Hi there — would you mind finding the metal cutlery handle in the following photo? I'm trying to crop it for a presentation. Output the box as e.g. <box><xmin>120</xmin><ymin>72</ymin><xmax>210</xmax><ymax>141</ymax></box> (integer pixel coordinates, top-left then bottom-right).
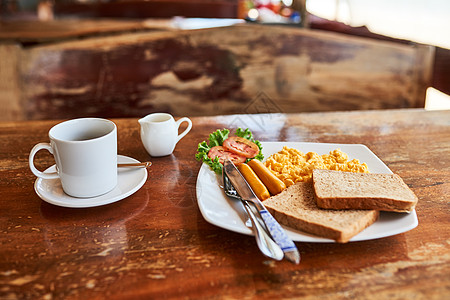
<box><xmin>253</xmin><ymin>201</ymin><xmax>300</xmax><ymax>264</ymax></box>
<box><xmin>118</xmin><ymin>162</ymin><xmax>152</xmax><ymax>168</ymax></box>
<box><xmin>259</xmin><ymin>209</ymin><xmax>297</xmax><ymax>252</ymax></box>
<box><xmin>242</xmin><ymin>201</ymin><xmax>284</xmax><ymax>261</ymax></box>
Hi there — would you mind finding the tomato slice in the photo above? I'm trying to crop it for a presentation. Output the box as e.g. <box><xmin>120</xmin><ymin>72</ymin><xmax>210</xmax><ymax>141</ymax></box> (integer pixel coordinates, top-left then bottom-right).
<box><xmin>223</xmin><ymin>137</ymin><xmax>259</xmax><ymax>159</ymax></box>
<box><xmin>208</xmin><ymin>146</ymin><xmax>246</xmax><ymax>165</ymax></box>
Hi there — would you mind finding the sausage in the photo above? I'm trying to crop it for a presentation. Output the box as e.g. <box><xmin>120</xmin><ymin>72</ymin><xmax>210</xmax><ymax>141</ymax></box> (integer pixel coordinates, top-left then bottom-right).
<box><xmin>247</xmin><ymin>159</ymin><xmax>286</xmax><ymax>195</ymax></box>
<box><xmin>237</xmin><ymin>163</ymin><xmax>271</xmax><ymax>201</ymax></box>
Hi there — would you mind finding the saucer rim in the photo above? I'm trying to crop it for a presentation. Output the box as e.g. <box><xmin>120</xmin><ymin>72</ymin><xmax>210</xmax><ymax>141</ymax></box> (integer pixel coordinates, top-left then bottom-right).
<box><xmin>34</xmin><ymin>155</ymin><xmax>147</xmax><ymax>208</ymax></box>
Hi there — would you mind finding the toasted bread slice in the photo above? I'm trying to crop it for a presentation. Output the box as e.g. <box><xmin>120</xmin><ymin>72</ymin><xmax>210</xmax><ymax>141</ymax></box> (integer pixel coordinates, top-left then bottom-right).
<box><xmin>263</xmin><ymin>182</ymin><xmax>379</xmax><ymax>243</ymax></box>
<box><xmin>312</xmin><ymin>169</ymin><xmax>418</xmax><ymax>212</ymax></box>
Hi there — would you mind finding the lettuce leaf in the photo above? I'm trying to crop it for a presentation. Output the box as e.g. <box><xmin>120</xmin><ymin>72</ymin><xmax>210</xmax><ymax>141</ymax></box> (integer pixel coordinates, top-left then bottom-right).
<box><xmin>208</xmin><ymin>128</ymin><xmax>230</xmax><ymax>147</ymax></box>
<box><xmin>195</xmin><ymin>129</ymin><xmax>229</xmax><ymax>174</ymax></box>
<box><xmin>195</xmin><ymin>128</ymin><xmax>263</xmax><ymax>174</ymax></box>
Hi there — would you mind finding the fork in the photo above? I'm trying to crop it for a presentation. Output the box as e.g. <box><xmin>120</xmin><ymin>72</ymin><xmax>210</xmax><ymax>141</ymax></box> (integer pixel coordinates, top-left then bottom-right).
<box><xmin>222</xmin><ymin>171</ymin><xmax>283</xmax><ymax>261</ymax></box>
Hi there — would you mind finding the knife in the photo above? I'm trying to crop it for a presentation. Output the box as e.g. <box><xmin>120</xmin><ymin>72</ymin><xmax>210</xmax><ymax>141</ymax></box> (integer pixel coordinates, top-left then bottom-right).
<box><xmin>222</xmin><ymin>170</ymin><xmax>284</xmax><ymax>261</ymax></box>
<box><xmin>223</xmin><ymin>159</ymin><xmax>301</xmax><ymax>264</ymax></box>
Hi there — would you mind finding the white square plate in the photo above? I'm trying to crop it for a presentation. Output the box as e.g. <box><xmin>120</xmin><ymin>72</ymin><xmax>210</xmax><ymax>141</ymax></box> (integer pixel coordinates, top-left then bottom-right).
<box><xmin>196</xmin><ymin>142</ymin><xmax>418</xmax><ymax>243</ymax></box>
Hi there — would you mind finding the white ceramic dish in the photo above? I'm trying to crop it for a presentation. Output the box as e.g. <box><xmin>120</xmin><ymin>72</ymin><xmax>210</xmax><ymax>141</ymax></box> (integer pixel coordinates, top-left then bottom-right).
<box><xmin>35</xmin><ymin>155</ymin><xmax>147</xmax><ymax>208</ymax></box>
<box><xmin>196</xmin><ymin>142</ymin><xmax>418</xmax><ymax>243</ymax></box>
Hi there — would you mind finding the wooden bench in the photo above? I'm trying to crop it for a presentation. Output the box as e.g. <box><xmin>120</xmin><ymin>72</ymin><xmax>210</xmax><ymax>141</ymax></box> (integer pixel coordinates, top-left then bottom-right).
<box><xmin>0</xmin><ymin>21</ymin><xmax>434</xmax><ymax>121</ymax></box>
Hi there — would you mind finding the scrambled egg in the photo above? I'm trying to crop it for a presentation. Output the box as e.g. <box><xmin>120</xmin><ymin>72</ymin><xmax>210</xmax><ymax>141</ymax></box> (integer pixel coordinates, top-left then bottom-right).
<box><xmin>265</xmin><ymin>146</ymin><xmax>369</xmax><ymax>187</ymax></box>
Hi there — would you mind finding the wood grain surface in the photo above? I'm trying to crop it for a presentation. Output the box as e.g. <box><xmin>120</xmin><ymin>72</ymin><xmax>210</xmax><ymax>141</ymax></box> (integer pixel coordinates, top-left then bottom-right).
<box><xmin>0</xmin><ymin>19</ymin><xmax>168</xmax><ymax>42</ymax></box>
<box><xmin>0</xmin><ymin>23</ymin><xmax>434</xmax><ymax>121</ymax></box>
<box><xmin>0</xmin><ymin>109</ymin><xmax>449</xmax><ymax>299</ymax></box>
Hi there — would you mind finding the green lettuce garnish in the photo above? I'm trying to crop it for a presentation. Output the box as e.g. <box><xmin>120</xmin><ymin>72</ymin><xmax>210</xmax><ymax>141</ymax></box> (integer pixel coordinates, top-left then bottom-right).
<box><xmin>195</xmin><ymin>128</ymin><xmax>263</xmax><ymax>174</ymax></box>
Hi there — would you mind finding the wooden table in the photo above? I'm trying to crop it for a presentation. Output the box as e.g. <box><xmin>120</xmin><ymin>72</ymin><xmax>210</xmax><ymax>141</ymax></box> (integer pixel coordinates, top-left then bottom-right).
<box><xmin>0</xmin><ymin>109</ymin><xmax>449</xmax><ymax>299</ymax></box>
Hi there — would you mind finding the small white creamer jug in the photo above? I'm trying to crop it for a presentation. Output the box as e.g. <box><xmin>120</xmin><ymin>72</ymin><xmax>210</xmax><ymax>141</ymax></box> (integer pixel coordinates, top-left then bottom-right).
<box><xmin>139</xmin><ymin>113</ymin><xmax>192</xmax><ymax>157</ymax></box>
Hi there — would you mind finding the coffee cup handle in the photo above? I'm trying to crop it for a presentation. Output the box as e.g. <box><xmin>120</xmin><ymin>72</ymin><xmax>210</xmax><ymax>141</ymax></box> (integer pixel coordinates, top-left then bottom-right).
<box><xmin>176</xmin><ymin>117</ymin><xmax>193</xmax><ymax>143</ymax></box>
<box><xmin>29</xmin><ymin>143</ymin><xmax>59</xmax><ymax>180</ymax></box>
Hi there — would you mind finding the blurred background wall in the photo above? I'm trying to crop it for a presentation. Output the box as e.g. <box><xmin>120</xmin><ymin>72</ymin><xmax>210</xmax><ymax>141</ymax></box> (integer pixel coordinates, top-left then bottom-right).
<box><xmin>0</xmin><ymin>0</ymin><xmax>449</xmax><ymax>121</ymax></box>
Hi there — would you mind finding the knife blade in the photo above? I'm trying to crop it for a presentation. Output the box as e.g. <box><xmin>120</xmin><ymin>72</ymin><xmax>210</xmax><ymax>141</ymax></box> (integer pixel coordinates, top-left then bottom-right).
<box><xmin>223</xmin><ymin>159</ymin><xmax>300</xmax><ymax>264</ymax></box>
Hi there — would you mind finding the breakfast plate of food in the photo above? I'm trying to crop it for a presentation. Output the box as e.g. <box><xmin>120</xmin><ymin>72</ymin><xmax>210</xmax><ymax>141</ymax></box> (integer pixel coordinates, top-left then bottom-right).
<box><xmin>195</xmin><ymin>129</ymin><xmax>418</xmax><ymax>243</ymax></box>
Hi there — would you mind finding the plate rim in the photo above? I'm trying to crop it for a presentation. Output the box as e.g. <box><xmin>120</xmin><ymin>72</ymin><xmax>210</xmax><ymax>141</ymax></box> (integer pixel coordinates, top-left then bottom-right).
<box><xmin>196</xmin><ymin>141</ymin><xmax>418</xmax><ymax>243</ymax></box>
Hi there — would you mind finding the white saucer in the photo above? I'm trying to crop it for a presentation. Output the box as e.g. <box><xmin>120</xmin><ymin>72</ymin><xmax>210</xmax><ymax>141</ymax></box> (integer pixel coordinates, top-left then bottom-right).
<box><xmin>34</xmin><ymin>155</ymin><xmax>148</xmax><ymax>208</ymax></box>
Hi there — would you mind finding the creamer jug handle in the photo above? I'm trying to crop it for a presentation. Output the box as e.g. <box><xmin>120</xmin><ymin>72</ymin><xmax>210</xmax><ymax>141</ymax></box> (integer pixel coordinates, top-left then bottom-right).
<box><xmin>176</xmin><ymin>117</ymin><xmax>192</xmax><ymax>143</ymax></box>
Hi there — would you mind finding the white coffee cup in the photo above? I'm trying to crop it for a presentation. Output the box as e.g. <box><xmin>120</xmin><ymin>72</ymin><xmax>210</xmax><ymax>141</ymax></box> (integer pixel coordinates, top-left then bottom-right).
<box><xmin>139</xmin><ymin>113</ymin><xmax>192</xmax><ymax>157</ymax></box>
<box><xmin>29</xmin><ymin>118</ymin><xmax>118</xmax><ymax>198</ymax></box>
